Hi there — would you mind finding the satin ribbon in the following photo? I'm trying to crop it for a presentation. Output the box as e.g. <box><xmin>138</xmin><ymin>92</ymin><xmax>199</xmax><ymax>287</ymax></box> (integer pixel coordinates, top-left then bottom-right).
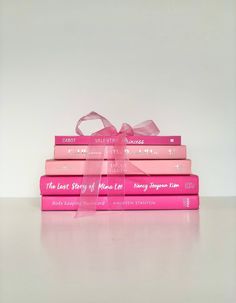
<box><xmin>75</xmin><ymin>111</ymin><xmax>160</xmax><ymax>215</ymax></box>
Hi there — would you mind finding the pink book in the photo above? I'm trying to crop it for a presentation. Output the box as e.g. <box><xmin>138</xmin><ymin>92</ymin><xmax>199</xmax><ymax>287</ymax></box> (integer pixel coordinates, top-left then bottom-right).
<box><xmin>40</xmin><ymin>175</ymin><xmax>199</xmax><ymax>195</ymax></box>
<box><xmin>55</xmin><ymin>135</ymin><xmax>181</xmax><ymax>146</ymax></box>
<box><xmin>54</xmin><ymin>145</ymin><xmax>186</xmax><ymax>160</ymax></box>
<box><xmin>41</xmin><ymin>195</ymin><xmax>199</xmax><ymax>211</ymax></box>
<box><xmin>45</xmin><ymin>159</ymin><xmax>191</xmax><ymax>175</ymax></box>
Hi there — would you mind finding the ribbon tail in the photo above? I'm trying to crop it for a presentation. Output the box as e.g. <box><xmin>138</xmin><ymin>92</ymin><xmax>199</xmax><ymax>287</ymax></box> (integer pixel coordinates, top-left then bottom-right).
<box><xmin>75</xmin><ymin>112</ymin><xmax>117</xmax><ymax>217</ymax></box>
<box><xmin>107</xmin><ymin>132</ymin><xmax>127</xmax><ymax>210</ymax></box>
<box><xmin>75</xmin><ymin>143</ymin><xmax>105</xmax><ymax>217</ymax></box>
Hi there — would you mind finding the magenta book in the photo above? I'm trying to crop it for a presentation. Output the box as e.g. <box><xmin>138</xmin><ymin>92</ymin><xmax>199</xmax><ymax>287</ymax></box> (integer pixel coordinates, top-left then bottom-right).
<box><xmin>40</xmin><ymin>175</ymin><xmax>198</xmax><ymax>195</ymax></box>
<box><xmin>55</xmin><ymin>135</ymin><xmax>181</xmax><ymax>146</ymax></box>
<box><xmin>54</xmin><ymin>145</ymin><xmax>186</xmax><ymax>160</ymax></box>
<box><xmin>45</xmin><ymin>159</ymin><xmax>191</xmax><ymax>175</ymax></box>
<box><xmin>41</xmin><ymin>195</ymin><xmax>199</xmax><ymax>211</ymax></box>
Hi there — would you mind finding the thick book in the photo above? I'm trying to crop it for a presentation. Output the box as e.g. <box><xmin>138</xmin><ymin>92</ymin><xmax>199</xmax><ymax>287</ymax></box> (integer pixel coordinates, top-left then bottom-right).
<box><xmin>41</xmin><ymin>195</ymin><xmax>199</xmax><ymax>211</ymax></box>
<box><xmin>55</xmin><ymin>135</ymin><xmax>181</xmax><ymax>146</ymax></box>
<box><xmin>45</xmin><ymin>159</ymin><xmax>191</xmax><ymax>175</ymax></box>
<box><xmin>40</xmin><ymin>175</ymin><xmax>198</xmax><ymax>195</ymax></box>
<box><xmin>54</xmin><ymin>145</ymin><xmax>186</xmax><ymax>160</ymax></box>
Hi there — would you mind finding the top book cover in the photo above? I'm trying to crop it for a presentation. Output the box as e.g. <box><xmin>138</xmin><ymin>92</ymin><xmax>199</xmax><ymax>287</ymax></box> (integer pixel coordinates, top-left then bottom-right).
<box><xmin>55</xmin><ymin>136</ymin><xmax>181</xmax><ymax>146</ymax></box>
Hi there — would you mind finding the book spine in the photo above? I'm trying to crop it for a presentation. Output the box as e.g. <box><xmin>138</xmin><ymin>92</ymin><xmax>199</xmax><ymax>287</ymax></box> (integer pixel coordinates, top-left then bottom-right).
<box><xmin>41</xmin><ymin>195</ymin><xmax>199</xmax><ymax>211</ymax></box>
<box><xmin>54</xmin><ymin>145</ymin><xmax>186</xmax><ymax>160</ymax></box>
<box><xmin>45</xmin><ymin>159</ymin><xmax>191</xmax><ymax>175</ymax></box>
<box><xmin>55</xmin><ymin>136</ymin><xmax>181</xmax><ymax>146</ymax></box>
<box><xmin>40</xmin><ymin>175</ymin><xmax>199</xmax><ymax>195</ymax></box>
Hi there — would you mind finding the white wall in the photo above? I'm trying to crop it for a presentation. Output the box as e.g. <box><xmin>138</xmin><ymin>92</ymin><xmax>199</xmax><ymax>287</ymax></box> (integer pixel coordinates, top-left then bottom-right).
<box><xmin>0</xmin><ymin>0</ymin><xmax>236</xmax><ymax>197</ymax></box>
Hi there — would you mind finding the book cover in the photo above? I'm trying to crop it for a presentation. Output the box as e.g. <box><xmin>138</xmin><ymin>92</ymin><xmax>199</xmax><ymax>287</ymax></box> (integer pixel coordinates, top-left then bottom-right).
<box><xmin>54</xmin><ymin>145</ymin><xmax>186</xmax><ymax>160</ymax></box>
<box><xmin>41</xmin><ymin>195</ymin><xmax>199</xmax><ymax>211</ymax></box>
<box><xmin>45</xmin><ymin>159</ymin><xmax>191</xmax><ymax>175</ymax></box>
<box><xmin>40</xmin><ymin>175</ymin><xmax>198</xmax><ymax>195</ymax></box>
<box><xmin>55</xmin><ymin>135</ymin><xmax>181</xmax><ymax>146</ymax></box>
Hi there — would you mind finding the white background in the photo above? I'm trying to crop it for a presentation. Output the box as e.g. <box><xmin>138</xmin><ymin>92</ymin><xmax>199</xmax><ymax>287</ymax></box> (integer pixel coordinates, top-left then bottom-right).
<box><xmin>0</xmin><ymin>0</ymin><xmax>235</xmax><ymax>197</ymax></box>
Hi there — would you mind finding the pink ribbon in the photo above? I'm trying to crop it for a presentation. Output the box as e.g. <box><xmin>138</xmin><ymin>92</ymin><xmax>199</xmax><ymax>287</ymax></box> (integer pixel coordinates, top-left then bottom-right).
<box><xmin>75</xmin><ymin>111</ymin><xmax>160</xmax><ymax>215</ymax></box>
<box><xmin>75</xmin><ymin>111</ymin><xmax>159</xmax><ymax>137</ymax></box>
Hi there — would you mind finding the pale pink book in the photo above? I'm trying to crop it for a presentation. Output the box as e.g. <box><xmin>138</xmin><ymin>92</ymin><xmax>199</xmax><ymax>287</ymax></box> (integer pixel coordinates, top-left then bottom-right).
<box><xmin>40</xmin><ymin>175</ymin><xmax>199</xmax><ymax>195</ymax></box>
<box><xmin>41</xmin><ymin>195</ymin><xmax>199</xmax><ymax>211</ymax></box>
<box><xmin>54</xmin><ymin>145</ymin><xmax>186</xmax><ymax>160</ymax></box>
<box><xmin>45</xmin><ymin>159</ymin><xmax>191</xmax><ymax>175</ymax></box>
<box><xmin>55</xmin><ymin>135</ymin><xmax>181</xmax><ymax>145</ymax></box>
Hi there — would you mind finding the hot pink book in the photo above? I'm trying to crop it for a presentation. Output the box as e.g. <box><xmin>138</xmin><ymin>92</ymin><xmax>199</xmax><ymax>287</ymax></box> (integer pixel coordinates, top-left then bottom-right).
<box><xmin>45</xmin><ymin>159</ymin><xmax>191</xmax><ymax>175</ymax></box>
<box><xmin>40</xmin><ymin>175</ymin><xmax>198</xmax><ymax>195</ymax></box>
<box><xmin>54</xmin><ymin>145</ymin><xmax>186</xmax><ymax>160</ymax></box>
<box><xmin>41</xmin><ymin>195</ymin><xmax>199</xmax><ymax>211</ymax></box>
<box><xmin>55</xmin><ymin>135</ymin><xmax>181</xmax><ymax>146</ymax></box>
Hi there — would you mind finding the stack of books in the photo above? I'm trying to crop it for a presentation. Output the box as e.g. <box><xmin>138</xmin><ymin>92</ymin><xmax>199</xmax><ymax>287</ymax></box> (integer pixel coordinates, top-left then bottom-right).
<box><xmin>40</xmin><ymin>135</ymin><xmax>199</xmax><ymax>211</ymax></box>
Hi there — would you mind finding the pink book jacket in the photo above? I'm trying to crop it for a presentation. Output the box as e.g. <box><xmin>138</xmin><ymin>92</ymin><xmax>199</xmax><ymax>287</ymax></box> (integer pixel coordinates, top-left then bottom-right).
<box><xmin>41</xmin><ymin>195</ymin><xmax>199</xmax><ymax>211</ymax></box>
<box><xmin>55</xmin><ymin>135</ymin><xmax>181</xmax><ymax>146</ymax></box>
<box><xmin>40</xmin><ymin>175</ymin><xmax>198</xmax><ymax>195</ymax></box>
<box><xmin>54</xmin><ymin>145</ymin><xmax>186</xmax><ymax>160</ymax></box>
<box><xmin>45</xmin><ymin>159</ymin><xmax>191</xmax><ymax>175</ymax></box>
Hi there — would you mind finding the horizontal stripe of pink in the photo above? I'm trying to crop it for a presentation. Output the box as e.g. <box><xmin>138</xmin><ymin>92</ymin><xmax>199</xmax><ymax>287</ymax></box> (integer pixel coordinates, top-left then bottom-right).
<box><xmin>42</xmin><ymin>195</ymin><xmax>199</xmax><ymax>211</ymax></box>
<box><xmin>54</xmin><ymin>145</ymin><xmax>186</xmax><ymax>159</ymax></box>
<box><xmin>45</xmin><ymin>159</ymin><xmax>191</xmax><ymax>175</ymax></box>
<box><xmin>40</xmin><ymin>175</ymin><xmax>198</xmax><ymax>195</ymax></box>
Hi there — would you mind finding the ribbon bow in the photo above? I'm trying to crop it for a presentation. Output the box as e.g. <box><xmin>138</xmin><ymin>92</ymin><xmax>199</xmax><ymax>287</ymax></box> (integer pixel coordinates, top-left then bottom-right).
<box><xmin>75</xmin><ymin>111</ymin><xmax>160</xmax><ymax>216</ymax></box>
<box><xmin>76</xmin><ymin>111</ymin><xmax>160</xmax><ymax>137</ymax></box>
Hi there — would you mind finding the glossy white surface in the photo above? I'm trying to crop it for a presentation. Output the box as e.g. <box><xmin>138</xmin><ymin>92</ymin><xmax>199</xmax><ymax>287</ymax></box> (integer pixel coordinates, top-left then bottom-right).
<box><xmin>0</xmin><ymin>197</ymin><xmax>236</xmax><ymax>303</ymax></box>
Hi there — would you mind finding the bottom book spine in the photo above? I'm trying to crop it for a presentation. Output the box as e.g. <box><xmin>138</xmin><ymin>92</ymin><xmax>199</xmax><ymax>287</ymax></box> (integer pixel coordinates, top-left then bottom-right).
<box><xmin>41</xmin><ymin>195</ymin><xmax>199</xmax><ymax>211</ymax></box>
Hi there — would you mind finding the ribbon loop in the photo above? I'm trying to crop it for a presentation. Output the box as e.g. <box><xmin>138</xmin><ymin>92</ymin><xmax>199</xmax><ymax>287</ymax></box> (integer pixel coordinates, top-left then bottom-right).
<box><xmin>133</xmin><ymin>120</ymin><xmax>160</xmax><ymax>136</ymax></box>
<box><xmin>75</xmin><ymin>111</ymin><xmax>116</xmax><ymax>136</ymax></box>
